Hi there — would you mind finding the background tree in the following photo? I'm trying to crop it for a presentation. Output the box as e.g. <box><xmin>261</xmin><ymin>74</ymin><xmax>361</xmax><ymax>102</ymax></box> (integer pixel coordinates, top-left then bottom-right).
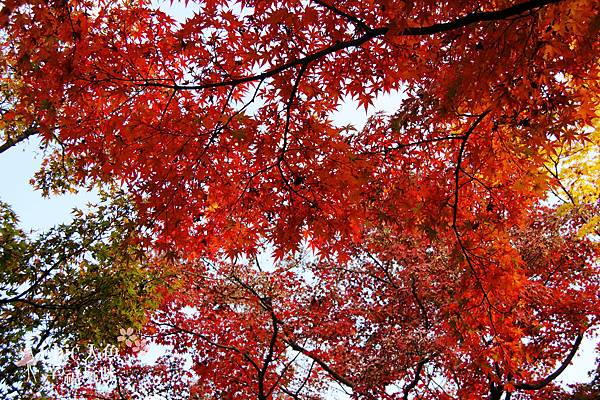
<box><xmin>0</xmin><ymin>188</ymin><xmax>169</xmax><ymax>398</ymax></box>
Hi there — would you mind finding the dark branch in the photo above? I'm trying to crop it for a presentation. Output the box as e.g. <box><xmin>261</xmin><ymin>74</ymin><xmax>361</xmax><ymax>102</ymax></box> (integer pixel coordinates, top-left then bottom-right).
<box><xmin>450</xmin><ymin>111</ymin><xmax>501</xmax><ymax>328</ymax></box>
<box><xmin>155</xmin><ymin>321</ymin><xmax>262</xmax><ymax>373</ymax></box>
<box><xmin>258</xmin><ymin>307</ymin><xmax>280</xmax><ymax>400</ymax></box>
<box><xmin>399</xmin><ymin>0</ymin><xmax>561</xmax><ymax>36</ymax></box>
<box><xmin>284</xmin><ymin>339</ymin><xmax>355</xmax><ymax>389</ymax></box>
<box><xmin>514</xmin><ymin>333</ymin><xmax>584</xmax><ymax>391</ymax></box>
<box><xmin>140</xmin><ymin>0</ymin><xmax>563</xmax><ymax>91</ymax></box>
<box><xmin>0</xmin><ymin>127</ymin><xmax>37</xmax><ymax>154</ymax></box>
<box><xmin>310</xmin><ymin>0</ymin><xmax>372</xmax><ymax>32</ymax></box>
<box><xmin>403</xmin><ymin>359</ymin><xmax>426</xmax><ymax>400</ymax></box>
<box><xmin>277</xmin><ymin>61</ymin><xmax>318</xmax><ymax>208</ymax></box>
<box><xmin>452</xmin><ymin>111</ymin><xmax>490</xmax><ymax>229</ymax></box>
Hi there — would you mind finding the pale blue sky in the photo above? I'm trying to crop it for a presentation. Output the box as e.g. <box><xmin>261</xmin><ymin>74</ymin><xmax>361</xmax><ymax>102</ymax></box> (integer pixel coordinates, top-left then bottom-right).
<box><xmin>0</xmin><ymin>138</ymin><xmax>98</xmax><ymax>232</ymax></box>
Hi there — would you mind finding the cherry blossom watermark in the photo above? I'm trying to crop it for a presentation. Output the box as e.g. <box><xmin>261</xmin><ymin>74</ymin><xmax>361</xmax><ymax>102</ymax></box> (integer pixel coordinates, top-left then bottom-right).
<box><xmin>117</xmin><ymin>327</ymin><xmax>148</xmax><ymax>355</ymax></box>
<box><xmin>14</xmin><ymin>326</ymin><xmax>148</xmax><ymax>388</ymax></box>
<box><xmin>15</xmin><ymin>347</ymin><xmax>39</xmax><ymax>382</ymax></box>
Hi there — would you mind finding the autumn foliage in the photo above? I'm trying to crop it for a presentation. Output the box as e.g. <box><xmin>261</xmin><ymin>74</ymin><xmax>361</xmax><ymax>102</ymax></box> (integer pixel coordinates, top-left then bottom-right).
<box><xmin>1</xmin><ymin>0</ymin><xmax>599</xmax><ymax>399</ymax></box>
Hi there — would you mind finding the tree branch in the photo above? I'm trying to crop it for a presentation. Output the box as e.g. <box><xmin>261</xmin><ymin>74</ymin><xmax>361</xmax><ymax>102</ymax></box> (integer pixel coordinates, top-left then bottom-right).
<box><xmin>140</xmin><ymin>0</ymin><xmax>563</xmax><ymax>91</ymax></box>
<box><xmin>310</xmin><ymin>0</ymin><xmax>372</xmax><ymax>32</ymax></box>
<box><xmin>514</xmin><ymin>333</ymin><xmax>584</xmax><ymax>391</ymax></box>
<box><xmin>284</xmin><ymin>339</ymin><xmax>355</xmax><ymax>389</ymax></box>
<box><xmin>403</xmin><ymin>359</ymin><xmax>426</xmax><ymax>400</ymax></box>
<box><xmin>0</xmin><ymin>128</ymin><xmax>37</xmax><ymax>154</ymax></box>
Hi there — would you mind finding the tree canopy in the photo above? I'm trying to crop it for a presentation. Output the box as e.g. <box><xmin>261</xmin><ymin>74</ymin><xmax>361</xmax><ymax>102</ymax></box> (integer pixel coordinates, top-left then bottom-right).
<box><xmin>0</xmin><ymin>0</ymin><xmax>599</xmax><ymax>399</ymax></box>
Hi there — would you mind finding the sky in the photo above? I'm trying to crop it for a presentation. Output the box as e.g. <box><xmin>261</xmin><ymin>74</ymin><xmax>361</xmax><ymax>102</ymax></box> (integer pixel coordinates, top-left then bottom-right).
<box><xmin>0</xmin><ymin>138</ymin><xmax>98</xmax><ymax>232</ymax></box>
<box><xmin>0</xmin><ymin>0</ymin><xmax>597</xmax><ymax>397</ymax></box>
